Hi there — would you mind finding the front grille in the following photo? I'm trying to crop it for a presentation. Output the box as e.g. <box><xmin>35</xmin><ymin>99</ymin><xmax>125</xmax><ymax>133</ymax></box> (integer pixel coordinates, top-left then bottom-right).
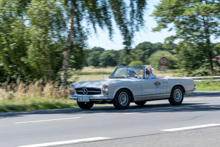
<box><xmin>75</xmin><ymin>87</ymin><xmax>101</xmax><ymax>95</ymax></box>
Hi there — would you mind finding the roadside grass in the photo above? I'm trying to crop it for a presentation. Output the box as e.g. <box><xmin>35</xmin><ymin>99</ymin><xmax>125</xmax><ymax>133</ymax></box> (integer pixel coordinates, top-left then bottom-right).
<box><xmin>0</xmin><ymin>78</ymin><xmax>77</xmax><ymax>113</ymax></box>
<box><xmin>195</xmin><ymin>81</ymin><xmax>220</xmax><ymax>91</ymax></box>
<box><xmin>0</xmin><ymin>98</ymin><xmax>77</xmax><ymax>113</ymax></box>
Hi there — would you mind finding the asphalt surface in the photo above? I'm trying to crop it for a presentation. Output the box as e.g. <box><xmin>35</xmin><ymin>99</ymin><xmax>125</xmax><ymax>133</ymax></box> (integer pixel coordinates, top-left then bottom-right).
<box><xmin>0</xmin><ymin>91</ymin><xmax>220</xmax><ymax>147</ymax></box>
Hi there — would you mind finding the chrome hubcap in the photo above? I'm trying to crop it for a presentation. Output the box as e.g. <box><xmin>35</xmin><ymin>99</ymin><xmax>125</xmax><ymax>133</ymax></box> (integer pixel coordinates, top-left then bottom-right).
<box><xmin>118</xmin><ymin>92</ymin><xmax>129</xmax><ymax>106</ymax></box>
<box><xmin>174</xmin><ymin>89</ymin><xmax>182</xmax><ymax>102</ymax></box>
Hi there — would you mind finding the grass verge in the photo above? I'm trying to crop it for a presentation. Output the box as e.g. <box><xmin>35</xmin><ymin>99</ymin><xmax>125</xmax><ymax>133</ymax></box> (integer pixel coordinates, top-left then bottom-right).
<box><xmin>0</xmin><ymin>98</ymin><xmax>77</xmax><ymax>113</ymax></box>
<box><xmin>195</xmin><ymin>81</ymin><xmax>220</xmax><ymax>91</ymax></box>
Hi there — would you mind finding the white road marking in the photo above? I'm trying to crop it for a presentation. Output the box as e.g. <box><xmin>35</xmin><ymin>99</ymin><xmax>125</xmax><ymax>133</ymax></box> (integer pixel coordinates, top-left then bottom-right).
<box><xmin>123</xmin><ymin>113</ymin><xmax>140</xmax><ymax>115</ymax></box>
<box><xmin>15</xmin><ymin>117</ymin><xmax>82</xmax><ymax>124</ymax></box>
<box><xmin>18</xmin><ymin>137</ymin><xmax>110</xmax><ymax>147</ymax></box>
<box><xmin>161</xmin><ymin>124</ymin><xmax>220</xmax><ymax>132</ymax></box>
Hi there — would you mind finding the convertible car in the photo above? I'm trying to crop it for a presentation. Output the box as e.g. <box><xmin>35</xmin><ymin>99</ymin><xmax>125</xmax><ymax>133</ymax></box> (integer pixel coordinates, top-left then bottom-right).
<box><xmin>69</xmin><ymin>65</ymin><xmax>196</xmax><ymax>110</ymax></box>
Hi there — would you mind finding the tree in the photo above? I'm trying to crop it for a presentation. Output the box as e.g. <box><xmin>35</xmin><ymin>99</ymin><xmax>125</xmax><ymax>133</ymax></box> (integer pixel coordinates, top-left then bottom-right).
<box><xmin>152</xmin><ymin>0</ymin><xmax>220</xmax><ymax>74</ymax></box>
<box><xmin>86</xmin><ymin>47</ymin><xmax>105</xmax><ymax>67</ymax></box>
<box><xmin>148</xmin><ymin>51</ymin><xmax>178</xmax><ymax>69</ymax></box>
<box><xmin>117</xmin><ymin>49</ymin><xmax>132</xmax><ymax>66</ymax></box>
<box><xmin>132</xmin><ymin>41</ymin><xmax>177</xmax><ymax>65</ymax></box>
<box><xmin>99</xmin><ymin>50</ymin><xmax>118</xmax><ymax>67</ymax></box>
<box><xmin>0</xmin><ymin>0</ymin><xmax>32</xmax><ymax>79</ymax></box>
<box><xmin>69</xmin><ymin>43</ymin><xmax>86</xmax><ymax>70</ymax></box>
<box><xmin>0</xmin><ymin>0</ymin><xmax>68</xmax><ymax>81</ymax></box>
<box><xmin>130</xmin><ymin>49</ymin><xmax>145</xmax><ymax>63</ymax></box>
<box><xmin>135</xmin><ymin>41</ymin><xmax>155</xmax><ymax>57</ymax></box>
<box><xmin>27</xmin><ymin>0</ymin><xmax>66</xmax><ymax>80</ymax></box>
<box><xmin>60</xmin><ymin>0</ymin><xmax>147</xmax><ymax>88</ymax></box>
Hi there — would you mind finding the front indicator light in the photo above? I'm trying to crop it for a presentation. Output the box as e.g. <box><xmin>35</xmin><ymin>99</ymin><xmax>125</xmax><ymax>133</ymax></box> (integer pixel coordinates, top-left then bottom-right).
<box><xmin>69</xmin><ymin>85</ymin><xmax>75</xmax><ymax>95</ymax></box>
<box><xmin>102</xmin><ymin>85</ymin><xmax>108</xmax><ymax>96</ymax></box>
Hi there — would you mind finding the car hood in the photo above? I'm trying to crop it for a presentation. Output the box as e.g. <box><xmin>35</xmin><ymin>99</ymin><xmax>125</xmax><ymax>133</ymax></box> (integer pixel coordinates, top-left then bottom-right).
<box><xmin>72</xmin><ymin>78</ymin><xmax>133</xmax><ymax>88</ymax></box>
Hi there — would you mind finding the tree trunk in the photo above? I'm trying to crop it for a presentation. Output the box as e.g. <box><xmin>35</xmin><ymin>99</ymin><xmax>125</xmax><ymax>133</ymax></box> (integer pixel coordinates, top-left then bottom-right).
<box><xmin>202</xmin><ymin>15</ymin><xmax>214</xmax><ymax>73</ymax></box>
<box><xmin>207</xmin><ymin>39</ymin><xmax>214</xmax><ymax>73</ymax></box>
<box><xmin>61</xmin><ymin>1</ymin><xmax>75</xmax><ymax>89</ymax></box>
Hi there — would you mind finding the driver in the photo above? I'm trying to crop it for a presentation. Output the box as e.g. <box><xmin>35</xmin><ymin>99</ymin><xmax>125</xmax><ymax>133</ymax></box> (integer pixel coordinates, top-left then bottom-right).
<box><xmin>146</xmin><ymin>66</ymin><xmax>156</xmax><ymax>79</ymax></box>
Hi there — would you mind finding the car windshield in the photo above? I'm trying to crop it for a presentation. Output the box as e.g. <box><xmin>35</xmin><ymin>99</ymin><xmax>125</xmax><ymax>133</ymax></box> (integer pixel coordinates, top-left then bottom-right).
<box><xmin>110</xmin><ymin>66</ymin><xmax>144</xmax><ymax>78</ymax></box>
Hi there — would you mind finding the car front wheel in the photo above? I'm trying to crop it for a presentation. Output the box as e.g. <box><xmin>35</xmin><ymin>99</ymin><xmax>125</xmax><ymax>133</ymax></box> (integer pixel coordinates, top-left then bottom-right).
<box><xmin>113</xmin><ymin>89</ymin><xmax>131</xmax><ymax>110</ymax></box>
<box><xmin>169</xmin><ymin>86</ymin><xmax>184</xmax><ymax>105</ymax></box>
<box><xmin>77</xmin><ymin>102</ymin><xmax>94</xmax><ymax>109</ymax></box>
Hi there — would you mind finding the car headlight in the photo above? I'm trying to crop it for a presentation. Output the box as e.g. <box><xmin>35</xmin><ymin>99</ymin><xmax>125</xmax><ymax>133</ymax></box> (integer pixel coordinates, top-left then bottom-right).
<box><xmin>102</xmin><ymin>85</ymin><xmax>108</xmax><ymax>96</ymax></box>
<box><xmin>69</xmin><ymin>84</ymin><xmax>75</xmax><ymax>95</ymax></box>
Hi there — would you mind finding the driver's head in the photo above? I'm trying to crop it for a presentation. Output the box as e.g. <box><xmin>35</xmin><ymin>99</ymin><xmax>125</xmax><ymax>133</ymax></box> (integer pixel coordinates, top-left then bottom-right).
<box><xmin>146</xmin><ymin>66</ymin><xmax>153</xmax><ymax>75</ymax></box>
<box><xmin>146</xmin><ymin>68</ymin><xmax>151</xmax><ymax>75</ymax></box>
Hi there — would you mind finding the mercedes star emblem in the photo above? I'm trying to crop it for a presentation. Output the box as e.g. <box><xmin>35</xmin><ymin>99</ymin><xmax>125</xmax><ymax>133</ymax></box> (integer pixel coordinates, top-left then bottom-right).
<box><xmin>82</xmin><ymin>87</ymin><xmax>88</xmax><ymax>95</ymax></box>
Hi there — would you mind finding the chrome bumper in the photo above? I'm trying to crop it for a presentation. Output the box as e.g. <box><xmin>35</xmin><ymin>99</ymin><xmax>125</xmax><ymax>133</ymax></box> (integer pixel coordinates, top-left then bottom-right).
<box><xmin>69</xmin><ymin>95</ymin><xmax>114</xmax><ymax>101</ymax></box>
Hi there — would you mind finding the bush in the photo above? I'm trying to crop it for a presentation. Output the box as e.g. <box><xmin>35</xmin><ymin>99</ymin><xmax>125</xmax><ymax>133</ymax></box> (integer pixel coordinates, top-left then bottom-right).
<box><xmin>129</xmin><ymin>60</ymin><xmax>143</xmax><ymax>66</ymax></box>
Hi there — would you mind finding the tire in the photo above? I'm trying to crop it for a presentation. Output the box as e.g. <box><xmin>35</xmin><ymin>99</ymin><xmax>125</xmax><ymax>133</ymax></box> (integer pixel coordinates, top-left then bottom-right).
<box><xmin>134</xmin><ymin>101</ymin><xmax>147</xmax><ymax>106</ymax></box>
<box><xmin>113</xmin><ymin>89</ymin><xmax>131</xmax><ymax>110</ymax></box>
<box><xmin>169</xmin><ymin>86</ymin><xmax>184</xmax><ymax>105</ymax></box>
<box><xmin>77</xmin><ymin>102</ymin><xmax>94</xmax><ymax>109</ymax></box>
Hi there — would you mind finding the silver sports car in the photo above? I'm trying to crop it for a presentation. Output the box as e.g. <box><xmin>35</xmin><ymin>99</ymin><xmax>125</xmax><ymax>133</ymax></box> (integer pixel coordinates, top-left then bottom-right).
<box><xmin>69</xmin><ymin>65</ymin><xmax>195</xmax><ymax>110</ymax></box>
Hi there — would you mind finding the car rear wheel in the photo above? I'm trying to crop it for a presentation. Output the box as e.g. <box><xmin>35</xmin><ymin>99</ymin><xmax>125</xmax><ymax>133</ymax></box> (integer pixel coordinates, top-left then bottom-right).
<box><xmin>169</xmin><ymin>86</ymin><xmax>184</xmax><ymax>105</ymax></box>
<box><xmin>77</xmin><ymin>102</ymin><xmax>94</xmax><ymax>109</ymax></box>
<box><xmin>134</xmin><ymin>101</ymin><xmax>147</xmax><ymax>106</ymax></box>
<box><xmin>113</xmin><ymin>89</ymin><xmax>131</xmax><ymax>110</ymax></box>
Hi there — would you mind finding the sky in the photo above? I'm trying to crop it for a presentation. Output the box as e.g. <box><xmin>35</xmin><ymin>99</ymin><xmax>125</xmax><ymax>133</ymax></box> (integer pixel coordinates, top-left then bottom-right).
<box><xmin>87</xmin><ymin>0</ymin><xmax>175</xmax><ymax>50</ymax></box>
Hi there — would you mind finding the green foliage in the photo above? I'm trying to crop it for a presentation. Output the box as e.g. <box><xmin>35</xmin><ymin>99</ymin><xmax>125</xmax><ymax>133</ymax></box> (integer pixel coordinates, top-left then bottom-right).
<box><xmin>195</xmin><ymin>81</ymin><xmax>220</xmax><ymax>91</ymax></box>
<box><xmin>0</xmin><ymin>63</ymin><xmax>6</xmax><ymax>83</ymax></box>
<box><xmin>0</xmin><ymin>1</ymin><xmax>32</xmax><ymax>80</ymax></box>
<box><xmin>99</xmin><ymin>50</ymin><xmax>118</xmax><ymax>67</ymax></box>
<box><xmin>0</xmin><ymin>0</ymin><xmax>148</xmax><ymax>83</ymax></box>
<box><xmin>69</xmin><ymin>43</ymin><xmax>86</xmax><ymax>70</ymax></box>
<box><xmin>191</xmin><ymin>68</ymin><xmax>210</xmax><ymax>76</ymax></box>
<box><xmin>0</xmin><ymin>98</ymin><xmax>77</xmax><ymax>112</ymax></box>
<box><xmin>85</xmin><ymin>47</ymin><xmax>105</xmax><ymax>67</ymax></box>
<box><xmin>214</xmin><ymin>43</ymin><xmax>220</xmax><ymax>55</ymax></box>
<box><xmin>135</xmin><ymin>41</ymin><xmax>176</xmax><ymax>57</ymax></box>
<box><xmin>148</xmin><ymin>51</ymin><xmax>178</xmax><ymax>70</ymax></box>
<box><xmin>133</xmin><ymin>41</ymin><xmax>176</xmax><ymax>65</ymax></box>
<box><xmin>130</xmin><ymin>49</ymin><xmax>145</xmax><ymax>62</ymax></box>
<box><xmin>84</xmin><ymin>42</ymin><xmax>178</xmax><ymax>68</ymax></box>
<box><xmin>129</xmin><ymin>60</ymin><xmax>143</xmax><ymax>66</ymax></box>
<box><xmin>26</xmin><ymin>0</ymin><xmax>67</xmax><ymax>80</ymax></box>
<box><xmin>117</xmin><ymin>49</ymin><xmax>131</xmax><ymax>66</ymax></box>
<box><xmin>152</xmin><ymin>0</ymin><xmax>220</xmax><ymax>74</ymax></box>
<box><xmin>0</xmin><ymin>0</ymin><xmax>87</xmax><ymax>81</ymax></box>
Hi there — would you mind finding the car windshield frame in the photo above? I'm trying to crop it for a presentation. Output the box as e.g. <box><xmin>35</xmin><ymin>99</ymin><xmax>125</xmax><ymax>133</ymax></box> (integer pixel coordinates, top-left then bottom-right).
<box><xmin>109</xmin><ymin>65</ymin><xmax>146</xmax><ymax>79</ymax></box>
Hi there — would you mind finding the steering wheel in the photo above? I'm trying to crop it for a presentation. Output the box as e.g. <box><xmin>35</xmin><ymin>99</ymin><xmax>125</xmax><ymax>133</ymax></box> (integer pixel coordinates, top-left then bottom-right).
<box><xmin>134</xmin><ymin>74</ymin><xmax>141</xmax><ymax>79</ymax></box>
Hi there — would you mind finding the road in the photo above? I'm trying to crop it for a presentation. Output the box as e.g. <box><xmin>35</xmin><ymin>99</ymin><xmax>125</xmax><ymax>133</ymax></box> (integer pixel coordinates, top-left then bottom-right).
<box><xmin>0</xmin><ymin>91</ymin><xmax>220</xmax><ymax>147</ymax></box>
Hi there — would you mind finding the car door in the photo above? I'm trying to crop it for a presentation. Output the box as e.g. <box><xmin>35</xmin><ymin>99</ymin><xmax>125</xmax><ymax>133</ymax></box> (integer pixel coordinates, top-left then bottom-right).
<box><xmin>141</xmin><ymin>78</ymin><xmax>169</xmax><ymax>100</ymax></box>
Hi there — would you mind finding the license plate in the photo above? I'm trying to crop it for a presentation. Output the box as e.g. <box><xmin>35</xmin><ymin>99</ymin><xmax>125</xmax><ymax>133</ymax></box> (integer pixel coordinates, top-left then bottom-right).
<box><xmin>77</xmin><ymin>97</ymin><xmax>90</xmax><ymax>102</ymax></box>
